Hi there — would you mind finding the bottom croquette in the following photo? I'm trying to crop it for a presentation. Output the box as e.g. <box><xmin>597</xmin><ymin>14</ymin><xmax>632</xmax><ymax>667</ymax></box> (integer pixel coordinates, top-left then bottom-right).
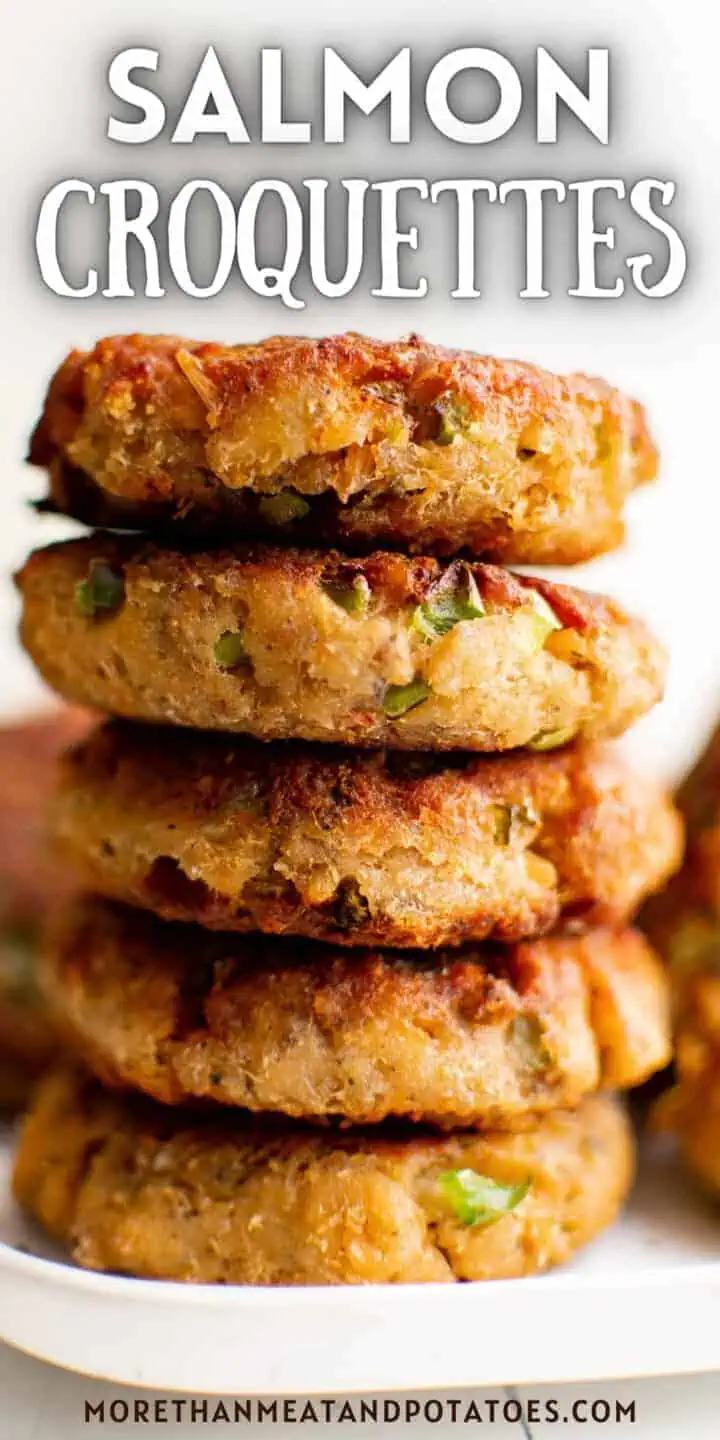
<box><xmin>13</xmin><ymin>1069</ymin><xmax>633</xmax><ymax>1285</ymax></box>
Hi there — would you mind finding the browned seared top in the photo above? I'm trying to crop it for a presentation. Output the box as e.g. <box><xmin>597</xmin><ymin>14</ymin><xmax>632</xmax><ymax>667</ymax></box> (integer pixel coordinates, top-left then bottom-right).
<box><xmin>30</xmin><ymin>332</ymin><xmax>657</xmax><ymax>564</ymax></box>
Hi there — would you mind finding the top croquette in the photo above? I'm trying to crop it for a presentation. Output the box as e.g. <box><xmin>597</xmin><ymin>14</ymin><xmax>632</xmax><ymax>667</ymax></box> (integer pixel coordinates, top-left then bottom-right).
<box><xmin>30</xmin><ymin>332</ymin><xmax>657</xmax><ymax>564</ymax></box>
<box><xmin>16</xmin><ymin>538</ymin><xmax>667</xmax><ymax>751</ymax></box>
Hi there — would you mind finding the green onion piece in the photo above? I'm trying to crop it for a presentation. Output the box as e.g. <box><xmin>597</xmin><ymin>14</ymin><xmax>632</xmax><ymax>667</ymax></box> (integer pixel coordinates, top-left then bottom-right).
<box><xmin>528</xmin><ymin>726</ymin><xmax>575</xmax><ymax>752</ymax></box>
<box><xmin>509</xmin><ymin>1015</ymin><xmax>551</xmax><ymax>1073</ymax></box>
<box><xmin>432</xmin><ymin>397</ymin><xmax>470</xmax><ymax>446</ymax></box>
<box><xmin>493</xmin><ymin>801</ymin><xmax>539</xmax><ymax>845</ymax></box>
<box><xmin>382</xmin><ymin>678</ymin><xmax>432</xmax><ymax>719</ymax></box>
<box><xmin>214</xmin><ymin>631</ymin><xmax>247</xmax><ymax>670</ymax></box>
<box><xmin>436</xmin><ymin>412</ymin><xmax>459</xmax><ymax>445</ymax></box>
<box><xmin>333</xmin><ymin>878</ymin><xmax>371</xmax><ymax>932</ymax></box>
<box><xmin>522</xmin><ymin>590</ymin><xmax>563</xmax><ymax>649</ymax></box>
<box><xmin>667</xmin><ymin>915</ymin><xmax>720</xmax><ymax>973</ymax></box>
<box><xmin>258</xmin><ymin>491</ymin><xmax>310</xmax><ymax>526</ymax></box>
<box><xmin>438</xmin><ymin>1169</ymin><xmax>531</xmax><ymax>1228</ymax></box>
<box><xmin>325</xmin><ymin>575</ymin><xmax>370</xmax><ymax>615</ymax></box>
<box><xmin>237</xmin><ymin>781</ymin><xmax>267</xmax><ymax>816</ymax></box>
<box><xmin>413</xmin><ymin>563</ymin><xmax>485</xmax><ymax>641</ymax></box>
<box><xmin>368</xmin><ymin>380</ymin><xmax>404</xmax><ymax>406</ymax></box>
<box><xmin>0</xmin><ymin>923</ymin><xmax>38</xmax><ymax>1006</ymax></box>
<box><xmin>528</xmin><ymin>590</ymin><xmax>563</xmax><ymax>631</ymax></box>
<box><xmin>75</xmin><ymin>561</ymin><xmax>125</xmax><ymax>618</ymax></box>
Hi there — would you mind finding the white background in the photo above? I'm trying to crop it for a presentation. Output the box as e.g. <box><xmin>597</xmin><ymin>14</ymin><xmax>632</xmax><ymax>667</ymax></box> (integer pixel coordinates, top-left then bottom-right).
<box><xmin>1</xmin><ymin>0</ymin><xmax>720</xmax><ymax>1431</ymax></box>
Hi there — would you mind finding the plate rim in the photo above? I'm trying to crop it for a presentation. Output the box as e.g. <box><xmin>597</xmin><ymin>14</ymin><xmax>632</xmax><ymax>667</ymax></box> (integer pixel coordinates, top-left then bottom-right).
<box><xmin>3</xmin><ymin>1235</ymin><xmax>720</xmax><ymax>1304</ymax></box>
<box><xmin>3</xmin><ymin>1237</ymin><xmax>720</xmax><ymax>1395</ymax></box>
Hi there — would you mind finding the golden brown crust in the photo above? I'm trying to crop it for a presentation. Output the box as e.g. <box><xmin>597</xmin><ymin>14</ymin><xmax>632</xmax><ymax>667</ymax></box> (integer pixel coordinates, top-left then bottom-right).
<box><xmin>16</xmin><ymin>537</ymin><xmax>667</xmax><ymax>751</ymax></box>
<box><xmin>51</xmin><ymin>725</ymin><xmax>682</xmax><ymax>948</ymax></box>
<box><xmin>13</xmin><ymin>1068</ymin><xmax>634</xmax><ymax>1284</ymax></box>
<box><xmin>30</xmin><ymin>333</ymin><xmax>657</xmax><ymax>564</ymax></box>
<box><xmin>42</xmin><ymin>898</ymin><xmax>670</xmax><ymax>1126</ymax></box>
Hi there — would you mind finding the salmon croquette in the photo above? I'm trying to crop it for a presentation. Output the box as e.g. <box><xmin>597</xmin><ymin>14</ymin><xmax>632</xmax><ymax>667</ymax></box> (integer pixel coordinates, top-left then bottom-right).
<box><xmin>642</xmin><ymin>725</ymin><xmax>720</xmax><ymax>1048</ymax></box>
<box><xmin>0</xmin><ymin>709</ymin><xmax>92</xmax><ymax>1105</ymax></box>
<box><xmin>14</xmin><ymin>1068</ymin><xmax>634</xmax><ymax>1284</ymax></box>
<box><xmin>643</xmin><ymin>723</ymin><xmax>720</xmax><ymax>979</ymax></box>
<box><xmin>30</xmin><ymin>334</ymin><xmax>657</xmax><ymax>565</ymax></box>
<box><xmin>642</xmin><ymin>723</ymin><xmax>720</xmax><ymax>1191</ymax></box>
<box><xmin>17</xmin><ymin>538</ymin><xmax>667</xmax><ymax>751</ymax></box>
<box><xmin>51</xmin><ymin>725</ymin><xmax>682</xmax><ymax>949</ymax></box>
<box><xmin>42</xmin><ymin>899</ymin><xmax>670</xmax><ymax>1126</ymax></box>
<box><xmin>0</xmin><ymin>708</ymin><xmax>92</xmax><ymax>919</ymax></box>
<box><xmin>659</xmin><ymin>1065</ymin><xmax>720</xmax><ymax>1199</ymax></box>
<box><xmin>0</xmin><ymin>925</ymin><xmax>56</xmax><ymax>1108</ymax></box>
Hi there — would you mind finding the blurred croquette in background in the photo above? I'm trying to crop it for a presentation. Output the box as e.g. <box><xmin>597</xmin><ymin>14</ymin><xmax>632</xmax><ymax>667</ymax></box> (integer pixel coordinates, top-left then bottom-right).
<box><xmin>0</xmin><ymin>706</ymin><xmax>92</xmax><ymax>1108</ymax></box>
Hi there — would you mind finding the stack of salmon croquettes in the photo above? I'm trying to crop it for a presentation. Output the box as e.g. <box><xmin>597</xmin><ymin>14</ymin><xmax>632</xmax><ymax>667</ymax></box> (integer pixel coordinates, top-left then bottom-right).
<box><xmin>12</xmin><ymin>333</ymin><xmax>682</xmax><ymax>1285</ymax></box>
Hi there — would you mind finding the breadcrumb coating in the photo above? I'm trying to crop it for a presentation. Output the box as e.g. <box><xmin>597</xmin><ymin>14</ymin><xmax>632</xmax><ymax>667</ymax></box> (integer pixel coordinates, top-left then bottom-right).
<box><xmin>51</xmin><ymin>724</ymin><xmax>682</xmax><ymax>948</ymax></box>
<box><xmin>13</xmin><ymin>1069</ymin><xmax>634</xmax><ymax>1284</ymax></box>
<box><xmin>17</xmin><ymin>538</ymin><xmax>667</xmax><ymax>751</ymax></box>
<box><xmin>30</xmin><ymin>332</ymin><xmax>657</xmax><ymax>564</ymax></box>
<box><xmin>42</xmin><ymin>899</ymin><xmax>670</xmax><ymax>1126</ymax></box>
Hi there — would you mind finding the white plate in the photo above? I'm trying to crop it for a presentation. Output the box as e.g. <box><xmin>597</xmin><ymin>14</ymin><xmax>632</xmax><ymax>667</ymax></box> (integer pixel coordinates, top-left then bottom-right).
<box><xmin>1</xmin><ymin>1123</ymin><xmax>720</xmax><ymax>1394</ymax></box>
